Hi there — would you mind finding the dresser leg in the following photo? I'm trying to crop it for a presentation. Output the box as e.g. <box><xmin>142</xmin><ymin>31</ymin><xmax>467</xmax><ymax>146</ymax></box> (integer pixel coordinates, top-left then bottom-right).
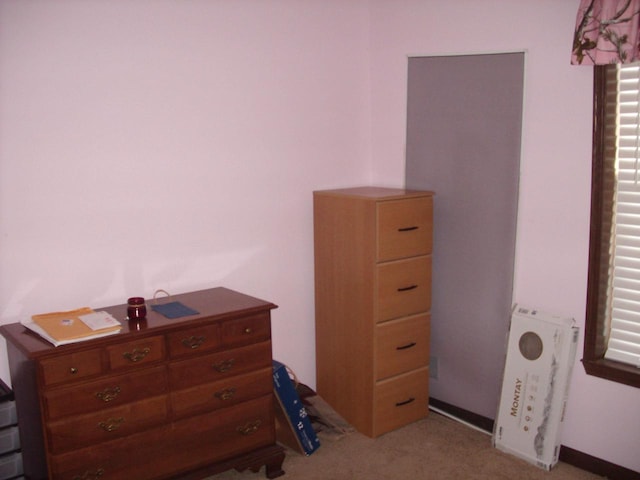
<box><xmin>232</xmin><ymin>444</ymin><xmax>286</xmax><ymax>479</ymax></box>
<box><xmin>264</xmin><ymin>447</ymin><xmax>286</xmax><ymax>479</ymax></box>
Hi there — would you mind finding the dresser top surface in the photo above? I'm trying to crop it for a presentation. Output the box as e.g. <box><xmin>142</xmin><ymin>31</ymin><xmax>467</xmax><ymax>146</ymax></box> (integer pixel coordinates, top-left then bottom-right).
<box><xmin>0</xmin><ymin>287</ymin><xmax>277</xmax><ymax>356</ymax></box>
<box><xmin>314</xmin><ymin>186</ymin><xmax>434</xmax><ymax>200</ymax></box>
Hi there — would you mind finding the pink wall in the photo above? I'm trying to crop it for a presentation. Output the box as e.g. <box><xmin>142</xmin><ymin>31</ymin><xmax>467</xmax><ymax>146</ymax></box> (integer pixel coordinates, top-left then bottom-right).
<box><xmin>0</xmin><ymin>0</ymin><xmax>371</xmax><ymax>388</ymax></box>
<box><xmin>0</xmin><ymin>0</ymin><xmax>637</xmax><ymax>473</ymax></box>
<box><xmin>369</xmin><ymin>0</ymin><xmax>639</xmax><ymax>473</ymax></box>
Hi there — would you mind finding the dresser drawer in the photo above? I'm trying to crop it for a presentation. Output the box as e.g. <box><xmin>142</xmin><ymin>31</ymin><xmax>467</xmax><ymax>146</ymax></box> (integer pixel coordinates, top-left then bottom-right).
<box><xmin>107</xmin><ymin>335</ymin><xmax>165</xmax><ymax>370</ymax></box>
<box><xmin>221</xmin><ymin>313</ymin><xmax>271</xmax><ymax>347</ymax></box>
<box><xmin>168</xmin><ymin>341</ymin><xmax>272</xmax><ymax>389</ymax></box>
<box><xmin>377</xmin><ymin>196</ymin><xmax>433</xmax><ymax>262</ymax></box>
<box><xmin>374</xmin><ymin>367</ymin><xmax>429</xmax><ymax>436</ymax></box>
<box><xmin>170</xmin><ymin>367</ymin><xmax>273</xmax><ymax>419</ymax></box>
<box><xmin>47</xmin><ymin>394</ymin><xmax>169</xmax><ymax>454</ymax></box>
<box><xmin>40</xmin><ymin>349</ymin><xmax>104</xmax><ymax>386</ymax></box>
<box><xmin>375</xmin><ymin>314</ymin><xmax>430</xmax><ymax>380</ymax></box>
<box><xmin>377</xmin><ymin>256</ymin><xmax>431</xmax><ymax>321</ymax></box>
<box><xmin>167</xmin><ymin>322</ymin><xmax>222</xmax><ymax>358</ymax></box>
<box><xmin>43</xmin><ymin>366</ymin><xmax>168</xmax><ymax>420</ymax></box>
<box><xmin>49</xmin><ymin>395</ymin><xmax>275</xmax><ymax>480</ymax></box>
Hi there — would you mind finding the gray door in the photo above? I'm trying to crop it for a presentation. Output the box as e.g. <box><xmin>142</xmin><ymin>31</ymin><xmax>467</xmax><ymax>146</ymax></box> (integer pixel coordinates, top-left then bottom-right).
<box><xmin>405</xmin><ymin>53</ymin><xmax>524</xmax><ymax>419</ymax></box>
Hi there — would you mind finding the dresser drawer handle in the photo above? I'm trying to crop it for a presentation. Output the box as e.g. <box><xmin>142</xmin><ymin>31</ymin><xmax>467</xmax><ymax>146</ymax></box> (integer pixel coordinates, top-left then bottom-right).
<box><xmin>98</xmin><ymin>417</ymin><xmax>124</xmax><ymax>432</ymax></box>
<box><xmin>398</xmin><ymin>226</ymin><xmax>419</xmax><ymax>232</ymax></box>
<box><xmin>396</xmin><ymin>342</ymin><xmax>417</xmax><ymax>351</ymax></box>
<box><xmin>96</xmin><ymin>386</ymin><xmax>121</xmax><ymax>402</ymax></box>
<box><xmin>122</xmin><ymin>347</ymin><xmax>150</xmax><ymax>363</ymax></box>
<box><xmin>182</xmin><ymin>335</ymin><xmax>205</xmax><ymax>349</ymax></box>
<box><xmin>214</xmin><ymin>387</ymin><xmax>236</xmax><ymax>401</ymax></box>
<box><xmin>73</xmin><ymin>468</ymin><xmax>105</xmax><ymax>480</ymax></box>
<box><xmin>212</xmin><ymin>359</ymin><xmax>235</xmax><ymax>373</ymax></box>
<box><xmin>397</xmin><ymin>285</ymin><xmax>418</xmax><ymax>292</ymax></box>
<box><xmin>395</xmin><ymin>397</ymin><xmax>416</xmax><ymax>407</ymax></box>
<box><xmin>244</xmin><ymin>327</ymin><xmax>253</xmax><ymax>334</ymax></box>
<box><xmin>69</xmin><ymin>367</ymin><xmax>78</xmax><ymax>375</ymax></box>
<box><xmin>236</xmin><ymin>419</ymin><xmax>262</xmax><ymax>436</ymax></box>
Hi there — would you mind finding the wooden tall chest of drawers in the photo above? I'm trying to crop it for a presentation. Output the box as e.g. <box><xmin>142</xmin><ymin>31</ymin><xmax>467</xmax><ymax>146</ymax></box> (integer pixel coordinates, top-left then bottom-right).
<box><xmin>314</xmin><ymin>187</ymin><xmax>434</xmax><ymax>438</ymax></box>
<box><xmin>0</xmin><ymin>287</ymin><xmax>285</xmax><ymax>480</ymax></box>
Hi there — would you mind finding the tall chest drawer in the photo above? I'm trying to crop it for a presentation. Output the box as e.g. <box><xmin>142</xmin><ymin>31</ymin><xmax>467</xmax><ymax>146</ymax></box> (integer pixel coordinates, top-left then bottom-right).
<box><xmin>377</xmin><ymin>256</ymin><xmax>432</xmax><ymax>321</ymax></box>
<box><xmin>375</xmin><ymin>314</ymin><xmax>430</xmax><ymax>380</ymax></box>
<box><xmin>374</xmin><ymin>367</ymin><xmax>429</xmax><ymax>437</ymax></box>
<box><xmin>377</xmin><ymin>196</ymin><xmax>433</xmax><ymax>261</ymax></box>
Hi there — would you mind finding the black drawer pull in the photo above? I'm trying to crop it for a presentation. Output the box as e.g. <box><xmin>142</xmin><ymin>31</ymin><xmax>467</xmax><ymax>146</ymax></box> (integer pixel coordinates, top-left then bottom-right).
<box><xmin>395</xmin><ymin>397</ymin><xmax>416</xmax><ymax>407</ymax></box>
<box><xmin>398</xmin><ymin>226</ymin><xmax>419</xmax><ymax>232</ymax></box>
<box><xmin>397</xmin><ymin>285</ymin><xmax>418</xmax><ymax>292</ymax></box>
<box><xmin>396</xmin><ymin>342</ymin><xmax>417</xmax><ymax>351</ymax></box>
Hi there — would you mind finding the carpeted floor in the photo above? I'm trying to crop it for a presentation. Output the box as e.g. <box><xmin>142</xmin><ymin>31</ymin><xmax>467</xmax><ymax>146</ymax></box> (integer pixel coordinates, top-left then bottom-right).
<box><xmin>208</xmin><ymin>411</ymin><xmax>605</xmax><ymax>480</ymax></box>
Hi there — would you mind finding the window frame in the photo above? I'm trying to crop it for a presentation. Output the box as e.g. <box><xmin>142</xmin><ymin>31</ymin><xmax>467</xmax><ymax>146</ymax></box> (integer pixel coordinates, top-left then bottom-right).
<box><xmin>584</xmin><ymin>65</ymin><xmax>640</xmax><ymax>388</ymax></box>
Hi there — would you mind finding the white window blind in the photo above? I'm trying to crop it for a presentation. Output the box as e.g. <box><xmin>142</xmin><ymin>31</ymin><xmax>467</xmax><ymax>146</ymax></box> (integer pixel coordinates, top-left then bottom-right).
<box><xmin>605</xmin><ymin>62</ymin><xmax>640</xmax><ymax>367</ymax></box>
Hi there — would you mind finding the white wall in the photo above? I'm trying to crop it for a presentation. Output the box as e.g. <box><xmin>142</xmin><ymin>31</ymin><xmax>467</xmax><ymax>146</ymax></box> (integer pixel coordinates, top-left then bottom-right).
<box><xmin>368</xmin><ymin>0</ymin><xmax>639</xmax><ymax>473</ymax></box>
<box><xmin>0</xmin><ymin>0</ymin><xmax>638</xmax><ymax>473</ymax></box>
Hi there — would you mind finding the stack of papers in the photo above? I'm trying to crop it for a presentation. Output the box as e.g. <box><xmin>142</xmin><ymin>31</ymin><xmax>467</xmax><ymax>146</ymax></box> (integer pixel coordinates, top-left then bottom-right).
<box><xmin>21</xmin><ymin>307</ymin><xmax>122</xmax><ymax>347</ymax></box>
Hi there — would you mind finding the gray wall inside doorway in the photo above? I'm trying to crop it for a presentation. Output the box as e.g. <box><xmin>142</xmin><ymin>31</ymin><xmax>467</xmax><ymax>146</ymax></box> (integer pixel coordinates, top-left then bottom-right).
<box><xmin>405</xmin><ymin>52</ymin><xmax>524</xmax><ymax>419</ymax></box>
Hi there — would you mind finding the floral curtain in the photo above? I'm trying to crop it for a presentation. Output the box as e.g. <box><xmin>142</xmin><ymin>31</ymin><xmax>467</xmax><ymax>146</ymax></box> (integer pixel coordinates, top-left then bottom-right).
<box><xmin>572</xmin><ymin>0</ymin><xmax>640</xmax><ymax>65</ymax></box>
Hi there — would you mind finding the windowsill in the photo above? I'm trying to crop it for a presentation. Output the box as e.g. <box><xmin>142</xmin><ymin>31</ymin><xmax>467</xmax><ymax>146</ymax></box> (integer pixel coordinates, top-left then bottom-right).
<box><xmin>582</xmin><ymin>357</ymin><xmax>640</xmax><ymax>388</ymax></box>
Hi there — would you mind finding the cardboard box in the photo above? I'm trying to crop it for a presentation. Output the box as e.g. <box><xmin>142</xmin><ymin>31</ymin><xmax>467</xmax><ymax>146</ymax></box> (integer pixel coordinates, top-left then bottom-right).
<box><xmin>493</xmin><ymin>305</ymin><xmax>579</xmax><ymax>470</ymax></box>
<box><xmin>272</xmin><ymin>361</ymin><xmax>320</xmax><ymax>456</ymax></box>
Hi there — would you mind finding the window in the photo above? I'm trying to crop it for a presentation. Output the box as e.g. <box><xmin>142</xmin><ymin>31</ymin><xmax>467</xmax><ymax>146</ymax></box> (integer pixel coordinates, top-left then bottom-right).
<box><xmin>584</xmin><ymin>63</ymin><xmax>640</xmax><ymax>388</ymax></box>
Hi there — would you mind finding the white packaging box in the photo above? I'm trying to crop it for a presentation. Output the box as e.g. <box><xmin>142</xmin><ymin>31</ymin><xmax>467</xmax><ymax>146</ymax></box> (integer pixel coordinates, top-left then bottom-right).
<box><xmin>493</xmin><ymin>304</ymin><xmax>579</xmax><ymax>470</ymax></box>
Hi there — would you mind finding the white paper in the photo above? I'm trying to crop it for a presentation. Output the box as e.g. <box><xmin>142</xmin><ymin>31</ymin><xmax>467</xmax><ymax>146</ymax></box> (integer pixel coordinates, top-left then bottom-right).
<box><xmin>78</xmin><ymin>311</ymin><xmax>121</xmax><ymax>331</ymax></box>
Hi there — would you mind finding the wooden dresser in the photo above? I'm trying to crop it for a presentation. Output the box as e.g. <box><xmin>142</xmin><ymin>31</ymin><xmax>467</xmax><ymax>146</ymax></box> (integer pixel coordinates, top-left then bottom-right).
<box><xmin>314</xmin><ymin>187</ymin><xmax>433</xmax><ymax>438</ymax></box>
<box><xmin>0</xmin><ymin>287</ymin><xmax>285</xmax><ymax>480</ymax></box>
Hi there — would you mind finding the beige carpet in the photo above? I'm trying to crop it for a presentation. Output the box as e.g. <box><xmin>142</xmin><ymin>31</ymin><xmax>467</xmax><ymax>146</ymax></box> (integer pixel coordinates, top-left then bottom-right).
<box><xmin>209</xmin><ymin>411</ymin><xmax>604</xmax><ymax>480</ymax></box>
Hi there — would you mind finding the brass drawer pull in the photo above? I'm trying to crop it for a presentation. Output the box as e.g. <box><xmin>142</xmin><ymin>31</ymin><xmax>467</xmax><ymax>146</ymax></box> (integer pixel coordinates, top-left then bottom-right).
<box><xmin>396</xmin><ymin>342</ymin><xmax>417</xmax><ymax>351</ymax></box>
<box><xmin>98</xmin><ymin>417</ymin><xmax>124</xmax><ymax>432</ymax></box>
<box><xmin>182</xmin><ymin>335</ymin><xmax>205</xmax><ymax>349</ymax></box>
<box><xmin>212</xmin><ymin>359</ymin><xmax>235</xmax><ymax>373</ymax></box>
<box><xmin>398</xmin><ymin>226</ymin><xmax>419</xmax><ymax>232</ymax></box>
<box><xmin>122</xmin><ymin>347</ymin><xmax>150</xmax><ymax>363</ymax></box>
<box><xmin>397</xmin><ymin>285</ymin><xmax>418</xmax><ymax>292</ymax></box>
<box><xmin>214</xmin><ymin>387</ymin><xmax>236</xmax><ymax>401</ymax></box>
<box><xmin>395</xmin><ymin>397</ymin><xmax>415</xmax><ymax>407</ymax></box>
<box><xmin>96</xmin><ymin>386</ymin><xmax>121</xmax><ymax>402</ymax></box>
<box><xmin>69</xmin><ymin>367</ymin><xmax>78</xmax><ymax>375</ymax></box>
<box><xmin>244</xmin><ymin>327</ymin><xmax>253</xmax><ymax>334</ymax></box>
<box><xmin>73</xmin><ymin>468</ymin><xmax>105</xmax><ymax>480</ymax></box>
<box><xmin>236</xmin><ymin>419</ymin><xmax>262</xmax><ymax>436</ymax></box>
